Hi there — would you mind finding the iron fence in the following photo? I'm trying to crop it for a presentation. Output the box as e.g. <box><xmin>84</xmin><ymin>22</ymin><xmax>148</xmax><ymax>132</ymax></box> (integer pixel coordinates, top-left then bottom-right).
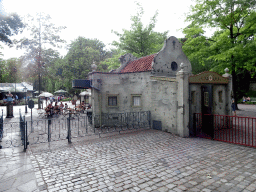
<box><xmin>0</xmin><ymin>109</ymin><xmax>3</xmax><ymax>148</ymax></box>
<box><xmin>194</xmin><ymin>113</ymin><xmax>256</xmax><ymax>148</ymax></box>
<box><xmin>0</xmin><ymin>111</ymin><xmax>26</xmax><ymax>149</ymax></box>
<box><xmin>94</xmin><ymin>111</ymin><xmax>151</xmax><ymax>129</ymax></box>
<box><xmin>0</xmin><ymin>111</ymin><xmax>151</xmax><ymax>149</ymax></box>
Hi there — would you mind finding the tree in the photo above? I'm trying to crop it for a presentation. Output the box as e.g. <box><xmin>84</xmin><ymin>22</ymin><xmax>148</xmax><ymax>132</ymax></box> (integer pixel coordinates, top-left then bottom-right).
<box><xmin>1</xmin><ymin>58</ymin><xmax>22</xmax><ymax>83</ymax></box>
<box><xmin>181</xmin><ymin>25</ymin><xmax>215</xmax><ymax>74</ymax></box>
<box><xmin>185</xmin><ymin>0</ymin><xmax>256</xmax><ymax>107</ymax></box>
<box><xmin>0</xmin><ymin>13</ymin><xmax>24</xmax><ymax>45</ymax></box>
<box><xmin>100</xmin><ymin>49</ymin><xmax>125</xmax><ymax>71</ymax></box>
<box><xmin>15</xmin><ymin>13</ymin><xmax>66</xmax><ymax>108</ymax></box>
<box><xmin>58</xmin><ymin>37</ymin><xmax>110</xmax><ymax>94</ymax></box>
<box><xmin>112</xmin><ymin>3</ymin><xmax>168</xmax><ymax>58</ymax></box>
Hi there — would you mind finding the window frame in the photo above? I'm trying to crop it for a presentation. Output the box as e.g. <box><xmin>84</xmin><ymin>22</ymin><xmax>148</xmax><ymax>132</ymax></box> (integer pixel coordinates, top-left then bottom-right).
<box><xmin>107</xmin><ymin>94</ymin><xmax>119</xmax><ymax>107</ymax></box>
<box><xmin>131</xmin><ymin>94</ymin><xmax>142</xmax><ymax>108</ymax></box>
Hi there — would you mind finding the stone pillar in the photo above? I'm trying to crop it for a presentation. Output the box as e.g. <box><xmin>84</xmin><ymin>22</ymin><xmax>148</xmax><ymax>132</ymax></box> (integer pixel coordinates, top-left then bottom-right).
<box><xmin>6</xmin><ymin>93</ymin><xmax>14</xmax><ymax>118</ymax></box>
<box><xmin>176</xmin><ymin>63</ymin><xmax>189</xmax><ymax>137</ymax></box>
<box><xmin>222</xmin><ymin>68</ymin><xmax>232</xmax><ymax>116</ymax></box>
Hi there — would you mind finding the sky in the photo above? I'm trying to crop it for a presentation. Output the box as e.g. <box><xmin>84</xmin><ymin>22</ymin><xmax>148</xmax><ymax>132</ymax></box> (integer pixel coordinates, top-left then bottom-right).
<box><xmin>0</xmin><ymin>0</ymin><xmax>208</xmax><ymax>59</ymax></box>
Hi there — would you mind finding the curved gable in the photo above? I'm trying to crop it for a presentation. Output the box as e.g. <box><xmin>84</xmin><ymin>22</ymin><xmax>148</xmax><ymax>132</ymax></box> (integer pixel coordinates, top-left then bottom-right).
<box><xmin>151</xmin><ymin>36</ymin><xmax>192</xmax><ymax>77</ymax></box>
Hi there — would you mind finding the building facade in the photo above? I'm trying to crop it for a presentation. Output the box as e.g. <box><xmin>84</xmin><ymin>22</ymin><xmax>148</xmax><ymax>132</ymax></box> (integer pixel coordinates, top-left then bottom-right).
<box><xmin>80</xmin><ymin>36</ymin><xmax>232</xmax><ymax>137</ymax></box>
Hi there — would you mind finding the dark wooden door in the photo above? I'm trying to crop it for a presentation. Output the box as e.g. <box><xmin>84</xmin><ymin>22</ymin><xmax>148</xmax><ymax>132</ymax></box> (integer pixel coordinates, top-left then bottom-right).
<box><xmin>201</xmin><ymin>85</ymin><xmax>214</xmax><ymax>138</ymax></box>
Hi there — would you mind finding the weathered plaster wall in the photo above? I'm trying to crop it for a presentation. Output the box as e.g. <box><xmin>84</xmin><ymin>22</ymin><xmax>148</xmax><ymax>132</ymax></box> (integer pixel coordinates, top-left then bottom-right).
<box><xmin>189</xmin><ymin>84</ymin><xmax>202</xmax><ymax>115</ymax></box>
<box><xmin>150</xmin><ymin>79</ymin><xmax>178</xmax><ymax>133</ymax></box>
<box><xmin>90</xmin><ymin>71</ymin><xmax>180</xmax><ymax>134</ymax></box>
<box><xmin>152</xmin><ymin>36</ymin><xmax>192</xmax><ymax>77</ymax></box>
<box><xmin>91</xmin><ymin>72</ymin><xmax>152</xmax><ymax>115</ymax></box>
<box><xmin>213</xmin><ymin>85</ymin><xmax>227</xmax><ymax>115</ymax></box>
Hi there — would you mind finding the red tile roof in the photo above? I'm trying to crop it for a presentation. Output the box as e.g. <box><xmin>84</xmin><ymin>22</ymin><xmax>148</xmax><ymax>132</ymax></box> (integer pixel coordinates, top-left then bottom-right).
<box><xmin>120</xmin><ymin>54</ymin><xmax>156</xmax><ymax>73</ymax></box>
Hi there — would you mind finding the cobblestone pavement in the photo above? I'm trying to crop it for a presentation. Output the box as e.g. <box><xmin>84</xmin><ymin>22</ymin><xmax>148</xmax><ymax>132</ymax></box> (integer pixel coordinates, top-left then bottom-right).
<box><xmin>27</xmin><ymin>129</ymin><xmax>256</xmax><ymax>192</ymax></box>
<box><xmin>1</xmin><ymin>104</ymin><xmax>256</xmax><ymax>192</ymax></box>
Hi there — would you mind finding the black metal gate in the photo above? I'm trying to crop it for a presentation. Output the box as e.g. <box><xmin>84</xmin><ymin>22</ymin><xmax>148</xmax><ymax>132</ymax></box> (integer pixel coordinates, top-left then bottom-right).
<box><xmin>1</xmin><ymin>111</ymin><xmax>151</xmax><ymax>149</ymax></box>
<box><xmin>0</xmin><ymin>111</ymin><xmax>27</xmax><ymax>150</ymax></box>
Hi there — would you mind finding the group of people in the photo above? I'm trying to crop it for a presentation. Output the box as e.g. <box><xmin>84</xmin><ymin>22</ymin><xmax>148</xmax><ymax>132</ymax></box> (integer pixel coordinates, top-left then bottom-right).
<box><xmin>45</xmin><ymin>101</ymin><xmax>67</xmax><ymax>117</ymax></box>
<box><xmin>243</xmin><ymin>96</ymin><xmax>251</xmax><ymax>102</ymax></box>
<box><xmin>77</xmin><ymin>101</ymin><xmax>91</xmax><ymax>111</ymax></box>
<box><xmin>45</xmin><ymin>101</ymin><xmax>90</xmax><ymax>117</ymax></box>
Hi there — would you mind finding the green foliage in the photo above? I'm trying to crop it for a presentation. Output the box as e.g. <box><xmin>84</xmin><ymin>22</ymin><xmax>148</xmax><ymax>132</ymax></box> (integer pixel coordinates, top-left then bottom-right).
<box><xmin>100</xmin><ymin>49</ymin><xmax>125</xmax><ymax>71</ymax></box>
<box><xmin>0</xmin><ymin>58</ymin><xmax>22</xmax><ymax>83</ymax></box>
<box><xmin>61</xmin><ymin>98</ymin><xmax>72</xmax><ymax>102</ymax></box>
<box><xmin>112</xmin><ymin>3</ymin><xmax>168</xmax><ymax>58</ymax></box>
<box><xmin>246</xmin><ymin>90</ymin><xmax>256</xmax><ymax>97</ymax></box>
<box><xmin>50</xmin><ymin>37</ymin><xmax>111</xmax><ymax>94</ymax></box>
<box><xmin>0</xmin><ymin>13</ymin><xmax>24</xmax><ymax>45</ymax></box>
<box><xmin>183</xmin><ymin>0</ymin><xmax>256</xmax><ymax>105</ymax></box>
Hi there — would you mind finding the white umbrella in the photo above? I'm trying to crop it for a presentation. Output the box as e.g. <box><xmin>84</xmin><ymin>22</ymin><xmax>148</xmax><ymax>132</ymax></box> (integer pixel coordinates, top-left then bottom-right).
<box><xmin>54</xmin><ymin>89</ymin><xmax>67</xmax><ymax>94</ymax></box>
<box><xmin>79</xmin><ymin>90</ymin><xmax>91</xmax><ymax>96</ymax></box>
<box><xmin>38</xmin><ymin>92</ymin><xmax>53</xmax><ymax>97</ymax></box>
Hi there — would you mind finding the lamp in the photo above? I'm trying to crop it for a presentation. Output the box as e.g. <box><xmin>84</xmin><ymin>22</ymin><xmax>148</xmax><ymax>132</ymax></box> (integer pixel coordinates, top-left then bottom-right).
<box><xmin>23</xmin><ymin>86</ymin><xmax>28</xmax><ymax>113</ymax></box>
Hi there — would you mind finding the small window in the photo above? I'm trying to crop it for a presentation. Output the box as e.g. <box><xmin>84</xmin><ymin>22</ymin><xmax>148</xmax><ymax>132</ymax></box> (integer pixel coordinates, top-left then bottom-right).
<box><xmin>218</xmin><ymin>91</ymin><xmax>223</xmax><ymax>103</ymax></box>
<box><xmin>132</xmin><ymin>95</ymin><xmax>141</xmax><ymax>107</ymax></box>
<box><xmin>133</xmin><ymin>96</ymin><xmax>141</xmax><ymax>106</ymax></box>
<box><xmin>171</xmin><ymin>61</ymin><xmax>178</xmax><ymax>71</ymax></box>
<box><xmin>108</xmin><ymin>96</ymin><xmax>117</xmax><ymax>106</ymax></box>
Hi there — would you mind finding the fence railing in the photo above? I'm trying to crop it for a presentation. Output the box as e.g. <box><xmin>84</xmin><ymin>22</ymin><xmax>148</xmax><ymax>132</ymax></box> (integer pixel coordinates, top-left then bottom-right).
<box><xmin>94</xmin><ymin>111</ymin><xmax>151</xmax><ymax>130</ymax></box>
<box><xmin>194</xmin><ymin>113</ymin><xmax>256</xmax><ymax>148</ymax></box>
<box><xmin>0</xmin><ymin>111</ymin><xmax>151</xmax><ymax>149</ymax></box>
<box><xmin>0</xmin><ymin>109</ymin><xmax>3</xmax><ymax>148</ymax></box>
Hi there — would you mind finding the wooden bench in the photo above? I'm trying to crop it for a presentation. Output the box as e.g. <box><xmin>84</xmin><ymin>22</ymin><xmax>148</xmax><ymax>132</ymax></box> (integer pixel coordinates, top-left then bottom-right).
<box><xmin>250</xmin><ymin>97</ymin><xmax>256</xmax><ymax>103</ymax></box>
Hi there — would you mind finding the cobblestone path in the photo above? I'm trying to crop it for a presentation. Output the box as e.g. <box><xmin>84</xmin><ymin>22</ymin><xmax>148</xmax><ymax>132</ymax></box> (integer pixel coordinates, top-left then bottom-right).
<box><xmin>28</xmin><ymin>130</ymin><xmax>256</xmax><ymax>192</ymax></box>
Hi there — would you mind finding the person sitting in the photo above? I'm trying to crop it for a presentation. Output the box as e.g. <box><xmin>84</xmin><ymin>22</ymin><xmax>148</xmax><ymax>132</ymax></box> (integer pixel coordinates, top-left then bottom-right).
<box><xmin>53</xmin><ymin>102</ymin><xmax>60</xmax><ymax>114</ymax></box>
<box><xmin>247</xmin><ymin>97</ymin><xmax>251</xmax><ymax>102</ymax></box>
<box><xmin>45</xmin><ymin>103</ymin><xmax>54</xmax><ymax>117</ymax></box>
<box><xmin>243</xmin><ymin>96</ymin><xmax>246</xmax><ymax>103</ymax></box>
<box><xmin>79</xmin><ymin>101</ymin><xmax>85</xmax><ymax>110</ymax></box>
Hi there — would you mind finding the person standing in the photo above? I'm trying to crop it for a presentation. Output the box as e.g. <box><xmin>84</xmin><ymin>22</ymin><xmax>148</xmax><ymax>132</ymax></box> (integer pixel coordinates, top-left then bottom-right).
<box><xmin>231</xmin><ymin>99</ymin><xmax>236</xmax><ymax>116</ymax></box>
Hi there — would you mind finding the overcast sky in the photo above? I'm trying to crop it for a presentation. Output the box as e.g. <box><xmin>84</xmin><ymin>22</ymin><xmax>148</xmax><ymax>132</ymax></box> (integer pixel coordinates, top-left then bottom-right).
<box><xmin>0</xmin><ymin>0</ymin><xmax>205</xmax><ymax>59</ymax></box>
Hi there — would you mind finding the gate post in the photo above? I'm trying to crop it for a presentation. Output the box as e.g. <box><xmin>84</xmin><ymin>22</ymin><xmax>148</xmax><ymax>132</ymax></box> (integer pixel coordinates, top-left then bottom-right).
<box><xmin>0</xmin><ymin>110</ymin><xmax>3</xmax><ymax>149</ymax></box>
<box><xmin>193</xmin><ymin>113</ymin><xmax>196</xmax><ymax>136</ymax></box>
<box><xmin>24</xmin><ymin>121</ymin><xmax>28</xmax><ymax>152</ymax></box>
<box><xmin>148</xmin><ymin>111</ymin><xmax>151</xmax><ymax>129</ymax></box>
<box><xmin>48</xmin><ymin>119</ymin><xmax>51</xmax><ymax>142</ymax></box>
<box><xmin>67</xmin><ymin>113</ymin><xmax>71</xmax><ymax>143</ymax></box>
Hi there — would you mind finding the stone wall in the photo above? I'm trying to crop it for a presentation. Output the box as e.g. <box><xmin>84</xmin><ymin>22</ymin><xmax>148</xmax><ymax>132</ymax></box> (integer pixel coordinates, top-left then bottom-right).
<box><xmin>150</xmin><ymin>78</ymin><xmax>178</xmax><ymax>133</ymax></box>
<box><xmin>90</xmin><ymin>71</ymin><xmax>181</xmax><ymax>134</ymax></box>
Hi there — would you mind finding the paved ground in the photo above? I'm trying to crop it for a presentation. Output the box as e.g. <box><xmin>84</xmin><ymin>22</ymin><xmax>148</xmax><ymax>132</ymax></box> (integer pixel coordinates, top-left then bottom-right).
<box><xmin>0</xmin><ymin>104</ymin><xmax>256</xmax><ymax>192</ymax></box>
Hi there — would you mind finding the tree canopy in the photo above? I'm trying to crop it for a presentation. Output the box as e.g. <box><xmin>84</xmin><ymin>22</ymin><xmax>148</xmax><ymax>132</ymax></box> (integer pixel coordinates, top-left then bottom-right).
<box><xmin>112</xmin><ymin>3</ymin><xmax>168</xmax><ymax>58</ymax></box>
<box><xmin>0</xmin><ymin>13</ymin><xmax>24</xmax><ymax>45</ymax></box>
<box><xmin>183</xmin><ymin>0</ymin><xmax>256</xmax><ymax>105</ymax></box>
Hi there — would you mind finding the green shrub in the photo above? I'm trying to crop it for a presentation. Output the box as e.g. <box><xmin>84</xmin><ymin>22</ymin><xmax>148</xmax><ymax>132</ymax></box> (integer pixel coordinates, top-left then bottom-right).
<box><xmin>246</xmin><ymin>90</ymin><xmax>256</xmax><ymax>97</ymax></box>
<box><xmin>61</xmin><ymin>98</ymin><xmax>72</xmax><ymax>102</ymax></box>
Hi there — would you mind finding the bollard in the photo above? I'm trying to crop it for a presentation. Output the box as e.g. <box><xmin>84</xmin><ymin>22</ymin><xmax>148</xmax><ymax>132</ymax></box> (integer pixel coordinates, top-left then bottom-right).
<box><xmin>67</xmin><ymin>112</ymin><xmax>71</xmax><ymax>143</ymax></box>
<box><xmin>48</xmin><ymin>119</ymin><xmax>51</xmax><ymax>142</ymax></box>
<box><xmin>77</xmin><ymin>116</ymin><xmax>80</xmax><ymax>136</ymax></box>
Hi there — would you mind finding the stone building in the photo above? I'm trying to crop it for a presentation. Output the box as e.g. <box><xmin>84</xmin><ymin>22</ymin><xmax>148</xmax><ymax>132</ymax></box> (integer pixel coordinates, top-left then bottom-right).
<box><xmin>73</xmin><ymin>36</ymin><xmax>232</xmax><ymax>137</ymax></box>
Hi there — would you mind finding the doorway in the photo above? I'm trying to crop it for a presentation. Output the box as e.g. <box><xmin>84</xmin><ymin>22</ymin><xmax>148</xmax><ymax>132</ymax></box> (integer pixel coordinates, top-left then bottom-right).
<box><xmin>201</xmin><ymin>84</ymin><xmax>214</xmax><ymax>138</ymax></box>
